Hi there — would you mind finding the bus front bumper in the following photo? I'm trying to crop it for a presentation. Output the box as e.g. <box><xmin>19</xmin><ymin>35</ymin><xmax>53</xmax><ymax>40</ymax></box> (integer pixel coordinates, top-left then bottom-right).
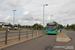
<box><xmin>46</xmin><ymin>31</ymin><xmax>57</xmax><ymax>34</ymax></box>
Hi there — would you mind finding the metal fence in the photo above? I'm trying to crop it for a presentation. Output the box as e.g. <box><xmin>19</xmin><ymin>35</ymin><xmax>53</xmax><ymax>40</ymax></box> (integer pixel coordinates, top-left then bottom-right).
<box><xmin>0</xmin><ymin>28</ymin><xmax>45</xmax><ymax>46</ymax></box>
<box><xmin>62</xmin><ymin>29</ymin><xmax>67</xmax><ymax>35</ymax></box>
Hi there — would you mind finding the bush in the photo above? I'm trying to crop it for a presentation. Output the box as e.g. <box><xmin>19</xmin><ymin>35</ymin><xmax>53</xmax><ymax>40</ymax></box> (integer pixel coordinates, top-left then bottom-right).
<box><xmin>0</xmin><ymin>28</ymin><xmax>6</xmax><ymax>31</ymax></box>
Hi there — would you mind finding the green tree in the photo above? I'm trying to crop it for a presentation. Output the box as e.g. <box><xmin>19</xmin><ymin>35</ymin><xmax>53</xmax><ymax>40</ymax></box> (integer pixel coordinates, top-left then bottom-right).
<box><xmin>53</xmin><ymin>21</ymin><xmax>58</xmax><ymax>24</ymax></box>
<box><xmin>0</xmin><ymin>25</ymin><xmax>2</xmax><ymax>28</ymax></box>
<box><xmin>67</xmin><ymin>24</ymin><xmax>69</xmax><ymax>27</ymax></box>
<box><xmin>18</xmin><ymin>24</ymin><xmax>21</xmax><ymax>28</ymax></box>
<box><xmin>8</xmin><ymin>23</ymin><xmax>13</xmax><ymax>28</ymax></box>
<box><xmin>32</xmin><ymin>23</ymin><xmax>43</xmax><ymax>29</ymax></box>
<box><xmin>58</xmin><ymin>24</ymin><xmax>64</xmax><ymax>29</ymax></box>
<box><xmin>21</xmin><ymin>25</ymin><xmax>26</xmax><ymax>28</ymax></box>
<box><xmin>8</xmin><ymin>23</ymin><xmax>12</xmax><ymax>25</ymax></box>
<box><xmin>65</xmin><ymin>24</ymin><xmax>75</xmax><ymax>30</ymax></box>
<box><xmin>14</xmin><ymin>24</ymin><xmax>17</xmax><ymax>26</ymax></box>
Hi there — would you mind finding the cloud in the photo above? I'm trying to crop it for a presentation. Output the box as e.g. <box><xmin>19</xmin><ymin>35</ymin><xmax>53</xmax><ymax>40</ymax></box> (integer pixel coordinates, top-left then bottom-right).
<box><xmin>5</xmin><ymin>15</ymin><xmax>10</xmax><ymax>20</ymax></box>
<box><xmin>0</xmin><ymin>0</ymin><xmax>75</xmax><ymax>26</ymax></box>
<box><xmin>23</xmin><ymin>11</ymin><xmax>29</xmax><ymax>15</ymax></box>
<box><xmin>0</xmin><ymin>0</ymin><xmax>4</xmax><ymax>5</ymax></box>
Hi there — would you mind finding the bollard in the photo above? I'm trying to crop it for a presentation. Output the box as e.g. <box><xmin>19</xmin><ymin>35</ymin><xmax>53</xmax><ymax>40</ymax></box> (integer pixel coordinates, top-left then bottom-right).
<box><xmin>36</xmin><ymin>28</ymin><xmax>38</xmax><ymax>36</ymax></box>
<box><xmin>40</xmin><ymin>28</ymin><xmax>43</xmax><ymax>34</ymax></box>
<box><xmin>43</xmin><ymin>30</ymin><xmax>45</xmax><ymax>34</ymax></box>
<box><xmin>40</xmin><ymin>28</ymin><xmax>42</xmax><ymax>34</ymax></box>
<box><xmin>38</xmin><ymin>28</ymin><xmax>39</xmax><ymax>35</ymax></box>
<box><xmin>5</xmin><ymin>27</ymin><xmax>8</xmax><ymax>45</ymax></box>
<box><xmin>26</xmin><ymin>28</ymin><xmax>28</xmax><ymax>39</ymax></box>
<box><xmin>32</xmin><ymin>28</ymin><xmax>33</xmax><ymax>37</ymax></box>
<box><xmin>19</xmin><ymin>27</ymin><xmax>20</xmax><ymax>41</ymax></box>
<box><xmin>36</xmin><ymin>28</ymin><xmax>37</xmax><ymax>36</ymax></box>
<box><xmin>39</xmin><ymin>29</ymin><xmax>40</xmax><ymax>35</ymax></box>
<box><xmin>42</xmin><ymin>28</ymin><xmax>43</xmax><ymax>34</ymax></box>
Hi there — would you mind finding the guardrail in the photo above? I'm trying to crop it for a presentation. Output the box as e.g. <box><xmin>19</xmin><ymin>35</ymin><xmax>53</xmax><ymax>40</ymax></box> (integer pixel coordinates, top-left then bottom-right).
<box><xmin>0</xmin><ymin>28</ymin><xmax>46</xmax><ymax>47</ymax></box>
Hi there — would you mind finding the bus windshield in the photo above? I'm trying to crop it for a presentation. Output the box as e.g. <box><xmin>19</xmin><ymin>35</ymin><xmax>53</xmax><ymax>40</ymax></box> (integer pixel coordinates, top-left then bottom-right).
<box><xmin>47</xmin><ymin>25</ymin><xmax>56</xmax><ymax>30</ymax></box>
<box><xmin>4</xmin><ymin>25</ymin><xmax>12</xmax><ymax>27</ymax></box>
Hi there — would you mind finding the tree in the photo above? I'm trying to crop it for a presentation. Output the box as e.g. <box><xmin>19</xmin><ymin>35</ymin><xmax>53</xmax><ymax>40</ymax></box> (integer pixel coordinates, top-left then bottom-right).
<box><xmin>8</xmin><ymin>23</ymin><xmax>13</xmax><ymax>28</ymax></box>
<box><xmin>52</xmin><ymin>21</ymin><xmax>64</xmax><ymax>29</ymax></box>
<box><xmin>21</xmin><ymin>25</ymin><xmax>26</xmax><ymax>28</ymax></box>
<box><xmin>18</xmin><ymin>24</ymin><xmax>21</xmax><ymax>28</ymax></box>
<box><xmin>0</xmin><ymin>25</ymin><xmax>2</xmax><ymax>28</ymax></box>
<box><xmin>8</xmin><ymin>23</ymin><xmax>12</xmax><ymax>25</ymax></box>
<box><xmin>67</xmin><ymin>24</ymin><xmax>69</xmax><ymax>27</ymax></box>
<box><xmin>53</xmin><ymin>21</ymin><xmax>58</xmax><ymax>24</ymax></box>
<box><xmin>32</xmin><ymin>23</ymin><xmax>43</xmax><ymax>29</ymax></box>
<box><xmin>65</xmin><ymin>24</ymin><xmax>75</xmax><ymax>30</ymax></box>
<box><xmin>14</xmin><ymin>24</ymin><xmax>17</xmax><ymax>26</ymax></box>
<box><xmin>57</xmin><ymin>24</ymin><xmax>64</xmax><ymax>29</ymax></box>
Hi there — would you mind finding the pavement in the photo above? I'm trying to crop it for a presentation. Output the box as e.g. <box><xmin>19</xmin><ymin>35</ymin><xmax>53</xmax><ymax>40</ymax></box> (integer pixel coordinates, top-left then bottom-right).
<box><xmin>56</xmin><ymin>30</ymin><xmax>71</xmax><ymax>42</ymax></box>
<box><xmin>53</xmin><ymin>30</ymin><xmax>75</xmax><ymax>50</ymax></box>
<box><xmin>0</xmin><ymin>30</ymin><xmax>75</xmax><ymax>50</ymax></box>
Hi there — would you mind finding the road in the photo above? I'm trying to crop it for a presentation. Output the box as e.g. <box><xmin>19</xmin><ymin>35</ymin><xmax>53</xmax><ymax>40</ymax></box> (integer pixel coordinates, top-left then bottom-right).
<box><xmin>1</xmin><ymin>35</ymin><xmax>56</xmax><ymax>50</ymax></box>
<box><xmin>0</xmin><ymin>30</ymin><xmax>43</xmax><ymax>37</ymax></box>
<box><xmin>0</xmin><ymin>30</ymin><xmax>44</xmax><ymax>42</ymax></box>
<box><xmin>52</xmin><ymin>30</ymin><xmax>75</xmax><ymax>50</ymax></box>
<box><xmin>1</xmin><ymin>30</ymin><xmax>75</xmax><ymax>50</ymax></box>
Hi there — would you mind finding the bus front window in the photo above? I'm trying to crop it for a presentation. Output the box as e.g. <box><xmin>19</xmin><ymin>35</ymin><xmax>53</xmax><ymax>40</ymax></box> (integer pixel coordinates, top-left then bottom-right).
<box><xmin>47</xmin><ymin>25</ymin><xmax>56</xmax><ymax>30</ymax></box>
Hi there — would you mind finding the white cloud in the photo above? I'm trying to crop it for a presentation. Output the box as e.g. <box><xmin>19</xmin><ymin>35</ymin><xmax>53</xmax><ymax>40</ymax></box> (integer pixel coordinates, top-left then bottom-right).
<box><xmin>23</xmin><ymin>11</ymin><xmax>29</xmax><ymax>15</ymax></box>
<box><xmin>0</xmin><ymin>0</ymin><xmax>75</xmax><ymax>26</ymax></box>
<box><xmin>0</xmin><ymin>0</ymin><xmax>4</xmax><ymax>5</ymax></box>
<box><xmin>5</xmin><ymin>15</ymin><xmax>10</xmax><ymax>20</ymax></box>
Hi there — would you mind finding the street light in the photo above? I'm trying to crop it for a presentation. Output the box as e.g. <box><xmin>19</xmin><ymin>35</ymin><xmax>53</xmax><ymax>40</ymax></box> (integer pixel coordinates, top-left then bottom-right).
<box><xmin>43</xmin><ymin>4</ymin><xmax>48</xmax><ymax>34</ymax></box>
<box><xmin>13</xmin><ymin>10</ymin><xmax>16</xmax><ymax>31</ymax></box>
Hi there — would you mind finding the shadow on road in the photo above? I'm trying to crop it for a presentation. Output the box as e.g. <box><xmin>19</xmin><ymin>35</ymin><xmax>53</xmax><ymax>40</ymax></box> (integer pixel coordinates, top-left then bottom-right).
<box><xmin>44</xmin><ymin>45</ymin><xmax>52</xmax><ymax>50</ymax></box>
<box><xmin>46</xmin><ymin>34</ymin><xmax>56</xmax><ymax>35</ymax></box>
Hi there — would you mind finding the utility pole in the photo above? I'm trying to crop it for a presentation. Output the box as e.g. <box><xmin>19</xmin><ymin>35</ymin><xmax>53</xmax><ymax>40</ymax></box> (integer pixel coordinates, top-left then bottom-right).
<box><xmin>13</xmin><ymin>10</ymin><xmax>16</xmax><ymax>31</ymax></box>
<box><xmin>43</xmin><ymin>4</ymin><xmax>48</xmax><ymax>34</ymax></box>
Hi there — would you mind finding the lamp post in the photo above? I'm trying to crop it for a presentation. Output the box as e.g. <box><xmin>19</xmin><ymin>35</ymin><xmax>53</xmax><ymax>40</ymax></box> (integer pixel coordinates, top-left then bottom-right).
<box><xmin>13</xmin><ymin>10</ymin><xmax>16</xmax><ymax>31</ymax></box>
<box><xmin>43</xmin><ymin>4</ymin><xmax>48</xmax><ymax>34</ymax></box>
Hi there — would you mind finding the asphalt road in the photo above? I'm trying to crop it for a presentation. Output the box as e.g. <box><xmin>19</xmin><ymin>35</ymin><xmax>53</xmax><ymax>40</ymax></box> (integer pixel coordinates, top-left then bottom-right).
<box><xmin>1</xmin><ymin>30</ymin><xmax>75</xmax><ymax>50</ymax></box>
<box><xmin>0</xmin><ymin>30</ymin><xmax>43</xmax><ymax>37</ymax></box>
<box><xmin>2</xmin><ymin>35</ymin><xmax>56</xmax><ymax>50</ymax></box>
<box><xmin>0</xmin><ymin>30</ymin><xmax>44</xmax><ymax>43</ymax></box>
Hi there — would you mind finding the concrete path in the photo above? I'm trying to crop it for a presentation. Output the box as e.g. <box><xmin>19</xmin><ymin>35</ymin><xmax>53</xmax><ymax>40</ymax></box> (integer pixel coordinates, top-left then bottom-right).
<box><xmin>53</xmin><ymin>30</ymin><xmax>75</xmax><ymax>50</ymax></box>
<box><xmin>56</xmin><ymin>31</ymin><xmax>71</xmax><ymax>42</ymax></box>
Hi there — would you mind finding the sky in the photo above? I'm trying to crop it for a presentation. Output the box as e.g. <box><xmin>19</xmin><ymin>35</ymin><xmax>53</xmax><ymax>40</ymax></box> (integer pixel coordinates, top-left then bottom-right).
<box><xmin>0</xmin><ymin>0</ymin><xmax>75</xmax><ymax>26</ymax></box>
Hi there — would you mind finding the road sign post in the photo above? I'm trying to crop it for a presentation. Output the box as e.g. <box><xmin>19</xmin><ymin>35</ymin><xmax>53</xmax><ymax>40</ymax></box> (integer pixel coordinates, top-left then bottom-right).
<box><xmin>36</xmin><ymin>28</ymin><xmax>38</xmax><ymax>36</ymax></box>
<box><xmin>26</xmin><ymin>28</ymin><xmax>28</xmax><ymax>39</ymax></box>
<box><xmin>32</xmin><ymin>28</ymin><xmax>33</xmax><ymax>37</ymax></box>
<box><xmin>19</xmin><ymin>27</ymin><xmax>20</xmax><ymax>41</ymax></box>
<box><xmin>5</xmin><ymin>27</ymin><xmax>8</xmax><ymax>45</ymax></box>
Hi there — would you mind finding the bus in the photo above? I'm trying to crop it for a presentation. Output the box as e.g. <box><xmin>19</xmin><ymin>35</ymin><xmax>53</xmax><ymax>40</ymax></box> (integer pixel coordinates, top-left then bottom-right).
<box><xmin>14</xmin><ymin>25</ymin><xmax>18</xmax><ymax>28</ymax></box>
<box><xmin>46</xmin><ymin>23</ymin><xmax>58</xmax><ymax>34</ymax></box>
<box><xmin>2</xmin><ymin>25</ymin><xmax>12</xmax><ymax>28</ymax></box>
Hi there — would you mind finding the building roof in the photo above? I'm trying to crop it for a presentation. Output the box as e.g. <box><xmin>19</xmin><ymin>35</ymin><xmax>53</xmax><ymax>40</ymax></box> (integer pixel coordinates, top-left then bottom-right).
<box><xmin>0</xmin><ymin>22</ymin><xmax>9</xmax><ymax>25</ymax></box>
